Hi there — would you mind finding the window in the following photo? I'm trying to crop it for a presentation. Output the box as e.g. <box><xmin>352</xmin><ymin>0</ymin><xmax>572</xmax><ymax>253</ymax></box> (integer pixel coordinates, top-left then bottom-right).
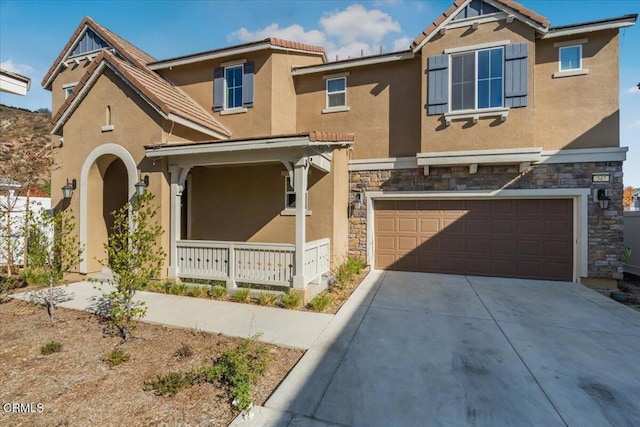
<box><xmin>451</xmin><ymin>47</ymin><xmax>503</xmax><ymax>111</ymax></box>
<box><xmin>326</xmin><ymin>77</ymin><xmax>346</xmax><ymax>108</ymax></box>
<box><xmin>225</xmin><ymin>65</ymin><xmax>243</xmax><ymax>109</ymax></box>
<box><xmin>63</xmin><ymin>83</ymin><xmax>76</xmax><ymax>99</ymax></box>
<box><xmin>559</xmin><ymin>45</ymin><xmax>581</xmax><ymax>71</ymax></box>
<box><xmin>284</xmin><ymin>176</ymin><xmax>308</xmax><ymax>210</ymax></box>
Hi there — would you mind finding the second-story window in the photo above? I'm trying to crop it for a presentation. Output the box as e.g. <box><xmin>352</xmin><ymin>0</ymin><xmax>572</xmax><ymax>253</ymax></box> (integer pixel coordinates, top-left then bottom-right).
<box><xmin>451</xmin><ymin>47</ymin><xmax>503</xmax><ymax>111</ymax></box>
<box><xmin>326</xmin><ymin>77</ymin><xmax>347</xmax><ymax>108</ymax></box>
<box><xmin>63</xmin><ymin>82</ymin><xmax>77</xmax><ymax>99</ymax></box>
<box><xmin>559</xmin><ymin>45</ymin><xmax>581</xmax><ymax>71</ymax></box>
<box><xmin>225</xmin><ymin>65</ymin><xmax>243</xmax><ymax>109</ymax></box>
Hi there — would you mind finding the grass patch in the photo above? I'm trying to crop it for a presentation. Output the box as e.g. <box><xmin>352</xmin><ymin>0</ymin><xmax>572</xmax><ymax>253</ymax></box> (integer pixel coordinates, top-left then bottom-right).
<box><xmin>104</xmin><ymin>349</ymin><xmax>131</xmax><ymax>367</ymax></box>
<box><xmin>40</xmin><ymin>341</ymin><xmax>62</xmax><ymax>355</ymax></box>
<box><xmin>257</xmin><ymin>292</ymin><xmax>278</xmax><ymax>306</ymax></box>
<box><xmin>280</xmin><ymin>292</ymin><xmax>302</xmax><ymax>309</ymax></box>
<box><xmin>309</xmin><ymin>293</ymin><xmax>332</xmax><ymax>312</ymax></box>
<box><xmin>334</xmin><ymin>257</ymin><xmax>366</xmax><ymax>286</ymax></box>
<box><xmin>232</xmin><ymin>288</ymin><xmax>251</xmax><ymax>303</ymax></box>
<box><xmin>145</xmin><ymin>371</ymin><xmax>191</xmax><ymax>396</ymax></box>
<box><xmin>208</xmin><ymin>285</ymin><xmax>228</xmax><ymax>299</ymax></box>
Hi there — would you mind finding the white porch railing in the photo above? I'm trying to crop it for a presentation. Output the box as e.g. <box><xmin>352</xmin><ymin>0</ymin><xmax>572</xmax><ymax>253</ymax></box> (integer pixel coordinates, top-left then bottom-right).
<box><xmin>304</xmin><ymin>238</ymin><xmax>331</xmax><ymax>284</ymax></box>
<box><xmin>176</xmin><ymin>239</ymin><xmax>331</xmax><ymax>288</ymax></box>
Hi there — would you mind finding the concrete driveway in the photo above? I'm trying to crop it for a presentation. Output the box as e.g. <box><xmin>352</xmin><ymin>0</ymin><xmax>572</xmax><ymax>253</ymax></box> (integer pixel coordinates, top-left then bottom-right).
<box><xmin>237</xmin><ymin>270</ymin><xmax>640</xmax><ymax>427</ymax></box>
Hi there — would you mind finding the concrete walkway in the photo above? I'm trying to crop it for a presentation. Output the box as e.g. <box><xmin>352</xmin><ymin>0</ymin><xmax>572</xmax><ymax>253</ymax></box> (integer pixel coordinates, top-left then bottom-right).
<box><xmin>12</xmin><ymin>281</ymin><xmax>333</xmax><ymax>350</ymax></box>
<box><xmin>232</xmin><ymin>271</ymin><xmax>640</xmax><ymax>427</ymax></box>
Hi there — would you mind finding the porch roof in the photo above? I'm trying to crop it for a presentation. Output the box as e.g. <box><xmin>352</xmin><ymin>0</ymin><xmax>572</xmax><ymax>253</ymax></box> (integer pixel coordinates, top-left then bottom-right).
<box><xmin>144</xmin><ymin>131</ymin><xmax>354</xmax><ymax>158</ymax></box>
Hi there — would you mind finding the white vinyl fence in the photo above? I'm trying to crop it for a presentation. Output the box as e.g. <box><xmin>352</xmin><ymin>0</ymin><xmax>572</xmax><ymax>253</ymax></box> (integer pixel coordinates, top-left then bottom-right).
<box><xmin>0</xmin><ymin>193</ymin><xmax>51</xmax><ymax>266</ymax></box>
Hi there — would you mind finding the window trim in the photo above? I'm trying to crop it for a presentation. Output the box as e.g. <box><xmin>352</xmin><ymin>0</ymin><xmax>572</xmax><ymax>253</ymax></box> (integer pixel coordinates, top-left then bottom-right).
<box><xmin>224</xmin><ymin>64</ymin><xmax>244</xmax><ymax>110</ymax></box>
<box><xmin>448</xmin><ymin>46</ymin><xmax>505</xmax><ymax>113</ymax></box>
<box><xmin>63</xmin><ymin>81</ymin><xmax>78</xmax><ymax>99</ymax></box>
<box><xmin>325</xmin><ymin>76</ymin><xmax>347</xmax><ymax>110</ymax></box>
<box><xmin>558</xmin><ymin>44</ymin><xmax>582</xmax><ymax>72</ymax></box>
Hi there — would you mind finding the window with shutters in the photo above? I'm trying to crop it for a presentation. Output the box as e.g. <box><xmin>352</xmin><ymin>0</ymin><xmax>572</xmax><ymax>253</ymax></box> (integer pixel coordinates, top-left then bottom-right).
<box><xmin>427</xmin><ymin>42</ymin><xmax>528</xmax><ymax>119</ymax></box>
<box><xmin>213</xmin><ymin>61</ymin><xmax>255</xmax><ymax>113</ymax></box>
<box><xmin>451</xmin><ymin>47</ymin><xmax>503</xmax><ymax>111</ymax></box>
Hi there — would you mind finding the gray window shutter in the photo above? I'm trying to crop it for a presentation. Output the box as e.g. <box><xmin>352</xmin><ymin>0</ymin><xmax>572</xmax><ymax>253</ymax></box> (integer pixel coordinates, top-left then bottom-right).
<box><xmin>427</xmin><ymin>55</ymin><xmax>448</xmax><ymax>115</ymax></box>
<box><xmin>242</xmin><ymin>61</ymin><xmax>255</xmax><ymax>108</ymax></box>
<box><xmin>504</xmin><ymin>43</ymin><xmax>528</xmax><ymax>108</ymax></box>
<box><xmin>213</xmin><ymin>67</ymin><xmax>224</xmax><ymax>111</ymax></box>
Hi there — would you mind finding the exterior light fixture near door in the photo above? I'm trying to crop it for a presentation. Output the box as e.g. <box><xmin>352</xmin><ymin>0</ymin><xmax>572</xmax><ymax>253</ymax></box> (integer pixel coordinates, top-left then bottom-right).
<box><xmin>135</xmin><ymin>175</ymin><xmax>149</xmax><ymax>196</ymax></box>
<box><xmin>596</xmin><ymin>188</ymin><xmax>610</xmax><ymax>209</ymax></box>
<box><xmin>62</xmin><ymin>178</ymin><xmax>76</xmax><ymax>199</ymax></box>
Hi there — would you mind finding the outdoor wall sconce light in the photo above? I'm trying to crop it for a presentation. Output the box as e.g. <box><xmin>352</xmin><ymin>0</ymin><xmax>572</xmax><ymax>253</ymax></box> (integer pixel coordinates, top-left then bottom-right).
<box><xmin>353</xmin><ymin>191</ymin><xmax>364</xmax><ymax>210</ymax></box>
<box><xmin>62</xmin><ymin>179</ymin><xmax>76</xmax><ymax>199</ymax></box>
<box><xmin>596</xmin><ymin>188</ymin><xmax>610</xmax><ymax>210</ymax></box>
<box><xmin>135</xmin><ymin>175</ymin><xmax>149</xmax><ymax>196</ymax></box>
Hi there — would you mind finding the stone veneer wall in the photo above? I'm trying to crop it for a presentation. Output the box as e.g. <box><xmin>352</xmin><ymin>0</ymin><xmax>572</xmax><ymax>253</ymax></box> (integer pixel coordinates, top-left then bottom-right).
<box><xmin>348</xmin><ymin>162</ymin><xmax>624</xmax><ymax>279</ymax></box>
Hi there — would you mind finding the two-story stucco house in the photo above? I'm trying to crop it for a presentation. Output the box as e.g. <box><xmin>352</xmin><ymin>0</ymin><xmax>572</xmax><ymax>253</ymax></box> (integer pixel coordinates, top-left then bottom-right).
<box><xmin>44</xmin><ymin>0</ymin><xmax>637</xmax><ymax>298</ymax></box>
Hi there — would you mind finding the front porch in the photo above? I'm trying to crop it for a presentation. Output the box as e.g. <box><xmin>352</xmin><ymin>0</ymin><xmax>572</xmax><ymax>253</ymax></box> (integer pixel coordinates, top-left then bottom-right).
<box><xmin>145</xmin><ymin>132</ymin><xmax>353</xmax><ymax>293</ymax></box>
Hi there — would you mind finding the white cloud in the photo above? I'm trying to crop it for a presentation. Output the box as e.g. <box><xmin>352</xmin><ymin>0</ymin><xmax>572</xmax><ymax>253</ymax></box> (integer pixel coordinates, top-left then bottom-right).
<box><xmin>0</xmin><ymin>59</ymin><xmax>33</xmax><ymax>75</ymax></box>
<box><xmin>320</xmin><ymin>4</ymin><xmax>401</xmax><ymax>45</ymax></box>
<box><xmin>626</xmin><ymin>85</ymin><xmax>640</xmax><ymax>95</ymax></box>
<box><xmin>627</xmin><ymin>119</ymin><xmax>640</xmax><ymax>130</ymax></box>
<box><xmin>375</xmin><ymin>0</ymin><xmax>404</xmax><ymax>6</ymax></box>
<box><xmin>392</xmin><ymin>36</ymin><xmax>412</xmax><ymax>52</ymax></box>
<box><xmin>228</xmin><ymin>4</ymin><xmax>404</xmax><ymax>61</ymax></box>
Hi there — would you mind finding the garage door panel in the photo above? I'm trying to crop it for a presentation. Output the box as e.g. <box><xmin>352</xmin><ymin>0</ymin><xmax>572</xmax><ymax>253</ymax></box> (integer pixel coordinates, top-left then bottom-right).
<box><xmin>375</xmin><ymin>199</ymin><xmax>573</xmax><ymax>281</ymax></box>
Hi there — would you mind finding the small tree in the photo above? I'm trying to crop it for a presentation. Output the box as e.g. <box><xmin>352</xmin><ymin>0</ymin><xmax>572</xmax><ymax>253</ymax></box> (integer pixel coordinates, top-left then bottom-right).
<box><xmin>103</xmin><ymin>191</ymin><xmax>165</xmax><ymax>341</ymax></box>
<box><xmin>24</xmin><ymin>209</ymin><xmax>82</xmax><ymax>324</ymax></box>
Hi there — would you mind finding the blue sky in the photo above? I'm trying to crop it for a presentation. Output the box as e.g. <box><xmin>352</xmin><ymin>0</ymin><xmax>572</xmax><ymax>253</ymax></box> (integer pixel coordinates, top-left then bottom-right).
<box><xmin>1</xmin><ymin>0</ymin><xmax>638</xmax><ymax>186</ymax></box>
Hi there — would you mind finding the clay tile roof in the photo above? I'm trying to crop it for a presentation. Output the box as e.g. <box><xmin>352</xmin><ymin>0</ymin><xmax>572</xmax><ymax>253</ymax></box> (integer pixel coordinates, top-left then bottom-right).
<box><xmin>268</xmin><ymin>38</ymin><xmax>327</xmax><ymax>55</ymax></box>
<box><xmin>308</xmin><ymin>131</ymin><xmax>355</xmax><ymax>142</ymax></box>
<box><xmin>410</xmin><ymin>0</ymin><xmax>549</xmax><ymax>51</ymax></box>
<box><xmin>42</xmin><ymin>16</ymin><xmax>156</xmax><ymax>88</ymax></box>
<box><xmin>51</xmin><ymin>51</ymin><xmax>231</xmax><ymax>138</ymax></box>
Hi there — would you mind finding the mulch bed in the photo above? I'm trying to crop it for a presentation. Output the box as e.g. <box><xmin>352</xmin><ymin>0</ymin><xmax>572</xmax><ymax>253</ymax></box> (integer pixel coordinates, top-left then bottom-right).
<box><xmin>0</xmin><ymin>299</ymin><xmax>302</xmax><ymax>426</ymax></box>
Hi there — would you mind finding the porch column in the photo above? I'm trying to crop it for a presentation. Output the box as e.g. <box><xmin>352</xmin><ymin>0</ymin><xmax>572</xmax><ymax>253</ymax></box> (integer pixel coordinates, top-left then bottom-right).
<box><xmin>292</xmin><ymin>157</ymin><xmax>309</xmax><ymax>288</ymax></box>
<box><xmin>168</xmin><ymin>166</ymin><xmax>188</xmax><ymax>278</ymax></box>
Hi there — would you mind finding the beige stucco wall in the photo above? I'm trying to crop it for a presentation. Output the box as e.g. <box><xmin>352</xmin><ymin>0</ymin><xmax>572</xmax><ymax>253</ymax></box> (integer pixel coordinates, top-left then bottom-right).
<box><xmin>158</xmin><ymin>50</ymin><xmax>323</xmax><ymax>140</ymax></box>
<box><xmin>331</xmin><ymin>148</ymin><xmax>350</xmax><ymax>264</ymax></box>
<box><xmin>295</xmin><ymin>59</ymin><xmax>422</xmax><ymax>159</ymax></box>
<box><xmin>535</xmin><ymin>30</ymin><xmax>620</xmax><ymax>150</ymax></box>
<box><xmin>420</xmin><ymin>20</ymin><xmax>536</xmax><ymax>153</ymax></box>
<box><xmin>50</xmin><ymin>62</ymin><xmax>93</xmax><ymax>114</ymax></box>
<box><xmin>52</xmin><ymin>68</ymin><xmax>169</xmax><ymax>274</ymax></box>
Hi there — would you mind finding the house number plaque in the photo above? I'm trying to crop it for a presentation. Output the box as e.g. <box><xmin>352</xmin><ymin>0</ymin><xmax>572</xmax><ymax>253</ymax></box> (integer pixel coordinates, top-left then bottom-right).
<box><xmin>592</xmin><ymin>173</ymin><xmax>610</xmax><ymax>183</ymax></box>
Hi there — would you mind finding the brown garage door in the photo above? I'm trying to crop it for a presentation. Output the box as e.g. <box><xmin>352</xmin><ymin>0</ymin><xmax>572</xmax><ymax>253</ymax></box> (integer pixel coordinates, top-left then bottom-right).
<box><xmin>374</xmin><ymin>199</ymin><xmax>573</xmax><ymax>281</ymax></box>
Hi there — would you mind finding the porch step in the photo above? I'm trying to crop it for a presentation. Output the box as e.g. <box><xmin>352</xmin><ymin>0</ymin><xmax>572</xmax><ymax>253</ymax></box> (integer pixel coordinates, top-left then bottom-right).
<box><xmin>305</xmin><ymin>274</ymin><xmax>330</xmax><ymax>301</ymax></box>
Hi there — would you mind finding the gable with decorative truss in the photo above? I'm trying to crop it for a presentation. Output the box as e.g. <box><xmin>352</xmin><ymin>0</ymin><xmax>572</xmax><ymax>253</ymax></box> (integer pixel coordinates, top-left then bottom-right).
<box><xmin>452</xmin><ymin>0</ymin><xmax>499</xmax><ymax>21</ymax></box>
<box><xmin>70</xmin><ymin>28</ymin><xmax>110</xmax><ymax>58</ymax></box>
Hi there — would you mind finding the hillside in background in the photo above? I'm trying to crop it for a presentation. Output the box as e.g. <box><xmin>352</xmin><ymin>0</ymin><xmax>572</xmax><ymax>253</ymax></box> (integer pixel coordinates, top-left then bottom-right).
<box><xmin>0</xmin><ymin>104</ymin><xmax>52</xmax><ymax>196</ymax></box>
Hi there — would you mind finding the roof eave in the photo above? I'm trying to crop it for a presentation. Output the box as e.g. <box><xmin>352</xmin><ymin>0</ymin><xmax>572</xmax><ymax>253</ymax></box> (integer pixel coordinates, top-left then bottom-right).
<box><xmin>542</xmin><ymin>14</ymin><xmax>637</xmax><ymax>39</ymax></box>
<box><xmin>292</xmin><ymin>51</ymin><xmax>415</xmax><ymax>76</ymax></box>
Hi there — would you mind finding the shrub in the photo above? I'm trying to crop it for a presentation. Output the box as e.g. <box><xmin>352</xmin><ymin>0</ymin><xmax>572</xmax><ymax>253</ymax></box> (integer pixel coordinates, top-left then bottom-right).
<box><xmin>280</xmin><ymin>292</ymin><xmax>302</xmax><ymax>309</ymax></box>
<box><xmin>257</xmin><ymin>292</ymin><xmax>278</xmax><ymax>306</ymax></box>
<box><xmin>145</xmin><ymin>371</ymin><xmax>190</xmax><ymax>396</ymax></box>
<box><xmin>309</xmin><ymin>293</ymin><xmax>332</xmax><ymax>312</ymax></box>
<box><xmin>209</xmin><ymin>285</ymin><xmax>227</xmax><ymax>299</ymax></box>
<box><xmin>232</xmin><ymin>288</ymin><xmax>251</xmax><ymax>303</ymax></box>
<box><xmin>335</xmin><ymin>257</ymin><xmax>366</xmax><ymax>285</ymax></box>
<box><xmin>40</xmin><ymin>341</ymin><xmax>62</xmax><ymax>355</ymax></box>
<box><xmin>185</xmin><ymin>285</ymin><xmax>206</xmax><ymax>298</ymax></box>
<box><xmin>104</xmin><ymin>349</ymin><xmax>131</xmax><ymax>367</ymax></box>
<box><xmin>174</xmin><ymin>343</ymin><xmax>193</xmax><ymax>358</ymax></box>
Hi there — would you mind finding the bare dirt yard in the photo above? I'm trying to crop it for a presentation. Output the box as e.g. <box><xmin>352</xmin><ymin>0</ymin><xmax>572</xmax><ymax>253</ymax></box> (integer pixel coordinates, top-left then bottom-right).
<box><xmin>0</xmin><ymin>299</ymin><xmax>303</xmax><ymax>426</ymax></box>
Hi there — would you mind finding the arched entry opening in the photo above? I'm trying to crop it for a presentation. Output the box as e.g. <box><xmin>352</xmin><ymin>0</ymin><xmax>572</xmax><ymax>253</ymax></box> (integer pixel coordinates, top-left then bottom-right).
<box><xmin>80</xmin><ymin>144</ymin><xmax>137</xmax><ymax>274</ymax></box>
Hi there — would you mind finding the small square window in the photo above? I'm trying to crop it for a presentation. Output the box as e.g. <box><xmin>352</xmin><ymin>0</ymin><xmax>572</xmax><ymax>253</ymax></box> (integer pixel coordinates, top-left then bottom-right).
<box><xmin>559</xmin><ymin>45</ymin><xmax>581</xmax><ymax>71</ymax></box>
<box><xmin>63</xmin><ymin>84</ymin><xmax>76</xmax><ymax>99</ymax></box>
<box><xmin>326</xmin><ymin>77</ymin><xmax>346</xmax><ymax>108</ymax></box>
<box><xmin>284</xmin><ymin>176</ymin><xmax>308</xmax><ymax>210</ymax></box>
